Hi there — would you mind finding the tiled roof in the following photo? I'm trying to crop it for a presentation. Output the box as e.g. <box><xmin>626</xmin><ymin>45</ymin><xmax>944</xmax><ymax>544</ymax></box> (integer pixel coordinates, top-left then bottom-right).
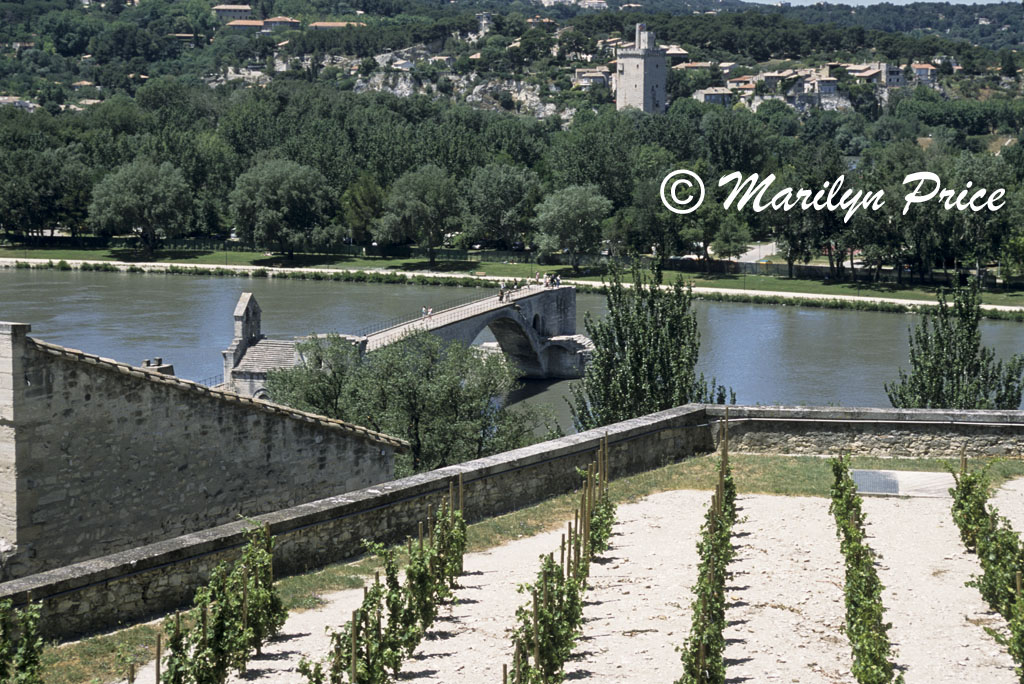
<box><xmin>235</xmin><ymin>338</ymin><xmax>300</xmax><ymax>373</ymax></box>
<box><xmin>309</xmin><ymin>21</ymin><xmax>366</xmax><ymax>27</ymax></box>
<box><xmin>29</xmin><ymin>337</ymin><xmax>407</xmax><ymax>449</ymax></box>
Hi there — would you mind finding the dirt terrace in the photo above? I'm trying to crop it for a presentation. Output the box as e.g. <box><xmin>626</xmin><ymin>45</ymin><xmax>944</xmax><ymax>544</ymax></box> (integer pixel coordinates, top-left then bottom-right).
<box><xmin>124</xmin><ymin>481</ymin><xmax>1024</xmax><ymax>684</ymax></box>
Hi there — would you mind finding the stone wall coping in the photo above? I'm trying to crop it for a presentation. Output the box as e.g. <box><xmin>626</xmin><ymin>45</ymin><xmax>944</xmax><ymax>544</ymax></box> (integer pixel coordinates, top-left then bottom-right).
<box><xmin>703</xmin><ymin>405</ymin><xmax>1024</xmax><ymax>426</ymax></box>
<box><xmin>27</xmin><ymin>337</ymin><xmax>409</xmax><ymax>450</ymax></box>
<box><xmin>0</xmin><ymin>403</ymin><xmax>710</xmax><ymax>606</ymax></box>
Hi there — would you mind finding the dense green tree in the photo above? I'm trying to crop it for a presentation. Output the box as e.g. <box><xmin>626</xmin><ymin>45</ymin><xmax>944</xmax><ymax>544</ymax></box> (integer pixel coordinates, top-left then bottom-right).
<box><xmin>88</xmin><ymin>158</ymin><xmax>191</xmax><ymax>255</ymax></box>
<box><xmin>710</xmin><ymin>214</ymin><xmax>751</xmax><ymax>262</ymax></box>
<box><xmin>571</xmin><ymin>264</ymin><xmax>733</xmax><ymax>431</ymax></box>
<box><xmin>342</xmin><ymin>172</ymin><xmax>385</xmax><ymax>245</ymax></box>
<box><xmin>266</xmin><ymin>331</ymin><xmax>556</xmax><ymax>474</ymax></box>
<box><xmin>886</xmin><ymin>278</ymin><xmax>1024</xmax><ymax>410</ymax></box>
<box><xmin>534</xmin><ymin>185</ymin><xmax>612</xmax><ymax>273</ymax></box>
<box><xmin>460</xmin><ymin>163</ymin><xmax>542</xmax><ymax>249</ymax></box>
<box><xmin>1000</xmin><ymin>50</ymin><xmax>1018</xmax><ymax>80</ymax></box>
<box><xmin>373</xmin><ymin>163</ymin><xmax>459</xmax><ymax>267</ymax></box>
<box><xmin>229</xmin><ymin>159</ymin><xmax>332</xmax><ymax>257</ymax></box>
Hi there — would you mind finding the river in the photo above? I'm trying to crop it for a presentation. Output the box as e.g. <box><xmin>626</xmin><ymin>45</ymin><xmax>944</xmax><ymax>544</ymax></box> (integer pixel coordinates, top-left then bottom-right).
<box><xmin>4</xmin><ymin>269</ymin><xmax>1024</xmax><ymax>431</ymax></box>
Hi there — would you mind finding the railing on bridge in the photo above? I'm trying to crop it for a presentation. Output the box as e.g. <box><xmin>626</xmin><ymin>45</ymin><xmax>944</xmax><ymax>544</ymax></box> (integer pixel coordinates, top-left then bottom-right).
<box><xmin>357</xmin><ymin>284</ymin><xmax>562</xmax><ymax>343</ymax></box>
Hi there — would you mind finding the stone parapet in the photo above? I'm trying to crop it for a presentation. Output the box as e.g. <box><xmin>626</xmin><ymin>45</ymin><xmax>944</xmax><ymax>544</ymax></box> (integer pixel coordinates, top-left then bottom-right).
<box><xmin>704</xmin><ymin>405</ymin><xmax>1024</xmax><ymax>459</ymax></box>
<box><xmin>9</xmin><ymin>403</ymin><xmax>1024</xmax><ymax>640</ymax></box>
<box><xmin>0</xmin><ymin>405</ymin><xmax>713</xmax><ymax>639</ymax></box>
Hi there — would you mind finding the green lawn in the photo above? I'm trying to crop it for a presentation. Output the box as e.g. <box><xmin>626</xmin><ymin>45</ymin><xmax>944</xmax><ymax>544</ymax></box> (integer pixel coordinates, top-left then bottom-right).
<box><xmin>5</xmin><ymin>246</ymin><xmax>1024</xmax><ymax>308</ymax></box>
<box><xmin>40</xmin><ymin>450</ymin><xmax>1022</xmax><ymax>683</ymax></box>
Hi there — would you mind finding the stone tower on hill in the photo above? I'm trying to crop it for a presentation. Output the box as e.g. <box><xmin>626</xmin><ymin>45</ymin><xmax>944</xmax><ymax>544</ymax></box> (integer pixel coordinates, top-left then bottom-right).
<box><xmin>615</xmin><ymin>23</ymin><xmax>667</xmax><ymax>114</ymax></box>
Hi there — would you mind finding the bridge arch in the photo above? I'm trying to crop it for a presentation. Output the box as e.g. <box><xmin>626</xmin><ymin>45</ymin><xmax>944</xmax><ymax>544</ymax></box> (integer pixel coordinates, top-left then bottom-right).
<box><xmin>220</xmin><ymin>287</ymin><xmax>592</xmax><ymax>398</ymax></box>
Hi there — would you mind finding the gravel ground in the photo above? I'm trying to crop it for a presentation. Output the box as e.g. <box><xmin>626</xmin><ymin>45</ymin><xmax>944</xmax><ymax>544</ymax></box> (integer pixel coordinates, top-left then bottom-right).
<box><xmin>118</xmin><ymin>481</ymin><xmax>1024</xmax><ymax>684</ymax></box>
<box><xmin>862</xmin><ymin>496</ymin><xmax>1016</xmax><ymax>683</ymax></box>
<box><xmin>721</xmin><ymin>494</ymin><xmax>853</xmax><ymax>684</ymax></box>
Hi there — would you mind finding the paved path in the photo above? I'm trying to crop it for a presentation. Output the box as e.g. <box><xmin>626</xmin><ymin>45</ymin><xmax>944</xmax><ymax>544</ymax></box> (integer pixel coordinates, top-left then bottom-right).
<box><xmin>363</xmin><ymin>284</ymin><xmax>558</xmax><ymax>350</ymax></box>
<box><xmin>736</xmin><ymin>242</ymin><xmax>777</xmax><ymax>263</ymax></box>
<box><xmin>4</xmin><ymin>257</ymin><xmax>1023</xmax><ymax>315</ymax></box>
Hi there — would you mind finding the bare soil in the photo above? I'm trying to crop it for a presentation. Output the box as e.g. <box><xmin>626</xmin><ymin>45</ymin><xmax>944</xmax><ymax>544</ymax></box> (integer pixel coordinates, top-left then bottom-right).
<box><xmin>122</xmin><ymin>480</ymin><xmax>1024</xmax><ymax>684</ymax></box>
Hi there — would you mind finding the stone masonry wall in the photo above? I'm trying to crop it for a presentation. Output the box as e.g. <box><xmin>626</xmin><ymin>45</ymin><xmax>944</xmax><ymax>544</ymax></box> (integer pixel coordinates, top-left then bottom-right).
<box><xmin>0</xmin><ymin>405</ymin><xmax>714</xmax><ymax>640</ymax></box>
<box><xmin>706</xmin><ymin>405</ymin><xmax>1024</xmax><ymax>459</ymax></box>
<box><xmin>0</xmin><ymin>326</ymin><xmax>401</xmax><ymax>580</ymax></box>
<box><xmin>7</xmin><ymin>404</ymin><xmax>1024</xmax><ymax>640</ymax></box>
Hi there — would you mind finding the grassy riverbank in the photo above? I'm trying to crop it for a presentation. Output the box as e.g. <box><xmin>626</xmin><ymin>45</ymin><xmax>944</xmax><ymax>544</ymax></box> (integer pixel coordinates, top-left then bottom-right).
<box><xmin>6</xmin><ymin>245</ymin><xmax>1024</xmax><ymax>304</ymax></box>
<box><xmin>5</xmin><ymin>247</ymin><xmax>1024</xmax><ymax>314</ymax></box>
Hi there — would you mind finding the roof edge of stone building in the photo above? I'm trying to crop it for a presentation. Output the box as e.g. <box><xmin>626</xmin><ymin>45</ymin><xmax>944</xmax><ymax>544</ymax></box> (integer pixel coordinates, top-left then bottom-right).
<box><xmin>27</xmin><ymin>337</ymin><xmax>409</xmax><ymax>450</ymax></box>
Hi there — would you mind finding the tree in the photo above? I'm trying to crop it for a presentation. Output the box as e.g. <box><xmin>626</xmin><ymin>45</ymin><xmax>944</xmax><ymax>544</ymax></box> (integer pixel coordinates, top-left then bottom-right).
<box><xmin>373</xmin><ymin>164</ymin><xmax>459</xmax><ymax>268</ymax></box>
<box><xmin>710</xmin><ymin>214</ymin><xmax>751</xmax><ymax>263</ymax></box>
<box><xmin>229</xmin><ymin>159</ymin><xmax>332</xmax><ymax>258</ymax></box>
<box><xmin>342</xmin><ymin>172</ymin><xmax>385</xmax><ymax>244</ymax></box>
<box><xmin>88</xmin><ymin>159</ymin><xmax>191</xmax><ymax>255</ymax></box>
<box><xmin>461</xmin><ymin>163</ymin><xmax>541</xmax><ymax>249</ymax></box>
<box><xmin>886</xmin><ymin>278</ymin><xmax>1024</xmax><ymax>410</ymax></box>
<box><xmin>266</xmin><ymin>331</ymin><xmax>557</xmax><ymax>475</ymax></box>
<box><xmin>1000</xmin><ymin>50</ymin><xmax>1018</xmax><ymax>80</ymax></box>
<box><xmin>570</xmin><ymin>264</ymin><xmax>734</xmax><ymax>432</ymax></box>
<box><xmin>534</xmin><ymin>185</ymin><xmax>612</xmax><ymax>273</ymax></box>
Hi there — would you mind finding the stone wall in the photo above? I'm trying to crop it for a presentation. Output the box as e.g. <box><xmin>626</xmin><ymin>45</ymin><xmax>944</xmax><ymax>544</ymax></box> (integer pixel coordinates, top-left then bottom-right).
<box><xmin>0</xmin><ymin>405</ymin><xmax>714</xmax><ymax>640</ymax></box>
<box><xmin>0</xmin><ymin>324</ymin><xmax>402</xmax><ymax>580</ymax></box>
<box><xmin>7</xmin><ymin>403</ymin><xmax>1024</xmax><ymax>640</ymax></box>
<box><xmin>706</xmin><ymin>405</ymin><xmax>1024</xmax><ymax>459</ymax></box>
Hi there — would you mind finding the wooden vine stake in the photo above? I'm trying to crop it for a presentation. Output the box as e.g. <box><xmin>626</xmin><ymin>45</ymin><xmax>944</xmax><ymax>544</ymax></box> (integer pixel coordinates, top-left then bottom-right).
<box><xmin>543</xmin><ymin>558</ymin><xmax>550</xmax><ymax>612</ymax></box>
<box><xmin>602</xmin><ymin>433</ymin><xmax>609</xmax><ymax>496</ymax></box>
<box><xmin>155</xmin><ymin>632</ymin><xmax>161</xmax><ymax>682</ymax></box>
<box><xmin>560</xmin><ymin>534</ymin><xmax>566</xmax><ymax>580</ymax></box>
<box><xmin>503</xmin><ymin>663</ymin><xmax>508</xmax><ymax>684</ymax></box>
<box><xmin>351</xmin><ymin>609</ymin><xmax>359</xmax><ymax>683</ymax></box>
<box><xmin>242</xmin><ymin>566</ymin><xmax>249</xmax><ymax>633</ymax></box>
<box><xmin>264</xmin><ymin>521</ymin><xmax>274</xmax><ymax>583</ymax></box>
<box><xmin>960</xmin><ymin>444</ymin><xmax>967</xmax><ymax>476</ymax></box>
<box><xmin>418</xmin><ymin>521</ymin><xmax>424</xmax><ymax>553</ymax></box>
<box><xmin>241</xmin><ymin>564</ymin><xmax>249</xmax><ymax>674</ymax></box>
<box><xmin>531</xmin><ymin>590</ymin><xmax>540</xmax><ymax>665</ymax></box>
<box><xmin>1017</xmin><ymin>570</ymin><xmax>1022</xmax><ymax>596</ymax></box>
<box><xmin>567</xmin><ymin>522</ymin><xmax>574</xmax><ymax>578</ymax></box>
<box><xmin>514</xmin><ymin>641</ymin><xmax>522</xmax><ymax>684</ymax></box>
<box><xmin>574</xmin><ymin>514</ymin><xmax>582</xmax><ymax>576</ymax></box>
<box><xmin>458</xmin><ymin>473</ymin><xmax>464</xmax><ymax>513</ymax></box>
<box><xmin>723</xmin><ymin>406</ymin><xmax>730</xmax><ymax>464</ymax></box>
